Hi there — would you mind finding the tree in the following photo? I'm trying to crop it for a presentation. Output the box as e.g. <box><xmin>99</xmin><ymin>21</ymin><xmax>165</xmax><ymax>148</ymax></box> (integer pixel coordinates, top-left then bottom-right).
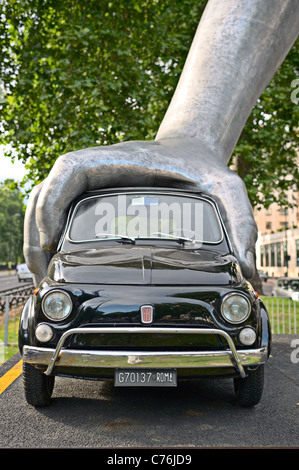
<box><xmin>233</xmin><ymin>41</ymin><xmax>299</xmax><ymax>210</ymax></box>
<box><xmin>0</xmin><ymin>0</ymin><xmax>298</xmax><ymax>208</ymax></box>
<box><xmin>0</xmin><ymin>0</ymin><xmax>207</xmax><ymax>184</ymax></box>
<box><xmin>0</xmin><ymin>179</ymin><xmax>25</xmax><ymax>266</ymax></box>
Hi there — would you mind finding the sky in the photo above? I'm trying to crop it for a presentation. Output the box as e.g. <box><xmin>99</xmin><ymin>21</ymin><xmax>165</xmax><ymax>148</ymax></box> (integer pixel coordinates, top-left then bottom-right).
<box><xmin>0</xmin><ymin>146</ymin><xmax>28</xmax><ymax>183</ymax></box>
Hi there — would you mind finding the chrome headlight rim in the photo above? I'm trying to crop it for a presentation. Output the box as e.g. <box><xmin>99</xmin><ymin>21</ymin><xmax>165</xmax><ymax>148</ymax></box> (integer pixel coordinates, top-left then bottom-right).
<box><xmin>41</xmin><ymin>289</ymin><xmax>73</xmax><ymax>322</ymax></box>
<box><xmin>221</xmin><ymin>292</ymin><xmax>251</xmax><ymax>325</ymax></box>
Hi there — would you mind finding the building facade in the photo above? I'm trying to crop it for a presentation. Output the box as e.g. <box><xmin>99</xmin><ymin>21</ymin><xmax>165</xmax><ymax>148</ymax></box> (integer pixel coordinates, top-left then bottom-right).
<box><xmin>254</xmin><ymin>189</ymin><xmax>299</xmax><ymax>278</ymax></box>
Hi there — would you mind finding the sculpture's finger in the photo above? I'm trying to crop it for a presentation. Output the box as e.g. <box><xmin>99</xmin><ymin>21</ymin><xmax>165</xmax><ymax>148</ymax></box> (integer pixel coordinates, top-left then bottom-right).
<box><xmin>35</xmin><ymin>140</ymin><xmax>198</xmax><ymax>252</ymax></box>
<box><xmin>204</xmin><ymin>167</ymin><xmax>257</xmax><ymax>279</ymax></box>
<box><xmin>23</xmin><ymin>181</ymin><xmax>55</xmax><ymax>285</ymax></box>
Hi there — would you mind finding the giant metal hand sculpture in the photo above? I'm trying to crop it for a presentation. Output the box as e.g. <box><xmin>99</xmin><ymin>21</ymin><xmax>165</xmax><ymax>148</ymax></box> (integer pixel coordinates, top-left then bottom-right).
<box><xmin>24</xmin><ymin>0</ymin><xmax>299</xmax><ymax>286</ymax></box>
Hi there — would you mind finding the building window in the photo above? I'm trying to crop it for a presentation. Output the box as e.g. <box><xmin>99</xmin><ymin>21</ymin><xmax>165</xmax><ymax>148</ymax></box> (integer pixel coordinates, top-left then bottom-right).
<box><xmin>279</xmin><ymin>207</ymin><xmax>288</xmax><ymax>215</ymax></box>
<box><xmin>296</xmin><ymin>240</ymin><xmax>299</xmax><ymax>267</ymax></box>
<box><xmin>276</xmin><ymin>242</ymin><xmax>282</xmax><ymax>267</ymax></box>
<box><xmin>271</xmin><ymin>244</ymin><xmax>275</xmax><ymax>266</ymax></box>
<box><xmin>283</xmin><ymin>241</ymin><xmax>288</xmax><ymax>267</ymax></box>
<box><xmin>266</xmin><ymin>222</ymin><xmax>272</xmax><ymax>230</ymax></box>
<box><xmin>265</xmin><ymin>244</ymin><xmax>269</xmax><ymax>267</ymax></box>
<box><xmin>260</xmin><ymin>245</ymin><xmax>264</xmax><ymax>267</ymax></box>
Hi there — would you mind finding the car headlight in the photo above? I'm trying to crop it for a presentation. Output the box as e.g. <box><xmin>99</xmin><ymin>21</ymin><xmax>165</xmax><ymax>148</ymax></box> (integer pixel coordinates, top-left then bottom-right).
<box><xmin>239</xmin><ymin>327</ymin><xmax>256</xmax><ymax>346</ymax></box>
<box><xmin>35</xmin><ymin>323</ymin><xmax>54</xmax><ymax>342</ymax></box>
<box><xmin>42</xmin><ymin>290</ymin><xmax>72</xmax><ymax>321</ymax></box>
<box><xmin>221</xmin><ymin>293</ymin><xmax>251</xmax><ymax>324</ymax></box>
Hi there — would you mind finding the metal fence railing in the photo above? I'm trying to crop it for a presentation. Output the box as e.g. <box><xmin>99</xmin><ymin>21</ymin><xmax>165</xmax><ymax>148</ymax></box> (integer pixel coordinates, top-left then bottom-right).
<box><xmin>0</xmin><ymin>296</ymin><xmax>29</xmax><ymax>364</ymax></box>
<box><xmin>262</xmin><ymin>297</ymin><xmax>298</xmax><ymax>335</ymax></box>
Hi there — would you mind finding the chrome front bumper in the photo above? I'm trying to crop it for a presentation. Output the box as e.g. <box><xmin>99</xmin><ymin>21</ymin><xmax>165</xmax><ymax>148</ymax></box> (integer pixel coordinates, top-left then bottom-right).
<box><xmin>22</xmin><ymin>327</ymin><xmax>269</xmax><ymax>379</ymax></box>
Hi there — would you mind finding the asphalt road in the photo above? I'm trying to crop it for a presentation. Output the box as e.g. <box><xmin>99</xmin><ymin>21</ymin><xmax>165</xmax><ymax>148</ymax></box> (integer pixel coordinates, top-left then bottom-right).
<box><xmin>0</xmin><ymin>272</ymin><xmax>32</xmax><ymax>292</ymax></box>
<box><xmin>0</xmin><ymin>335</ymin><xmax>298</xmax><ymax>450</ymax></box>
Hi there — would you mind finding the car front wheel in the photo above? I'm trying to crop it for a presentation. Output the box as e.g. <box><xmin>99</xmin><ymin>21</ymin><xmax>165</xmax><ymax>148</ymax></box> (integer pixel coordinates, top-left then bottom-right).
<box><xmin>233</xmin><ymin>365</ymin><xmax>264</xmax><ymax>407</ymax></box>
<box><xmin>23</xmin><ymin>362</ymin><xmax>55</xmax><ymax>407</ymax></box>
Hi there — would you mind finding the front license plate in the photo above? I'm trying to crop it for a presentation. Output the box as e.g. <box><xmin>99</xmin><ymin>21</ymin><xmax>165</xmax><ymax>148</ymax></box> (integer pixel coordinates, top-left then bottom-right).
<box><xmin>114</xmin><ymin>369</ymin><xmax>177</xmax><ymax>387</ymax></box>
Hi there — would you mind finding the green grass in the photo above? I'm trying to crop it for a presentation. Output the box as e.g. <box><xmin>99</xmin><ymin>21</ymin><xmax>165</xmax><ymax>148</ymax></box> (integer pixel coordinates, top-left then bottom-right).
<box><xmin>0</xmin><ymin>310</ymin><xmax>21</xmax><ymax>364</ymax></box>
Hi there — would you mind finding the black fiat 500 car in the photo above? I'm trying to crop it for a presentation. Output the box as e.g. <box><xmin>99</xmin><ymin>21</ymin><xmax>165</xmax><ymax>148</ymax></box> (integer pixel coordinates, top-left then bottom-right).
<box><xmin>19</xmin><ymin>187</ymin><xmax>271</xmax><ymax>407</ymax></box>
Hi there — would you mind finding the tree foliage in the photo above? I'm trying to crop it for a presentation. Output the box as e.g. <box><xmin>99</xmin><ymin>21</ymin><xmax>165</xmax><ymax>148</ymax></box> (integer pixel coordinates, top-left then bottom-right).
<box><xmin>0</xmin><ymin>179</ymin><xmax>25</xmax><ymax>265</ymax></box>
<box><xmin>0</xmin><ymin>0</ymin><xmax>298</xmax><ymax>208</ymax></box>
<box><xmin>0</xmin><ymin>0</ymin><xmax>207</xmax><ymax>184</ymax></box>
<box><xmin>234</xmin><ymin>42</ymin><xmax>299</xmax><ymax>210</ymax></box>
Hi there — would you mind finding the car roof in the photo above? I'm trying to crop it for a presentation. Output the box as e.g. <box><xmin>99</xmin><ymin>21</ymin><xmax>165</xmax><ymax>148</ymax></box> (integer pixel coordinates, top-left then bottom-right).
<box><xmin>71</xmin><ymin>186</ymin><xmax>215</xmax><ymax>207</ymax></box>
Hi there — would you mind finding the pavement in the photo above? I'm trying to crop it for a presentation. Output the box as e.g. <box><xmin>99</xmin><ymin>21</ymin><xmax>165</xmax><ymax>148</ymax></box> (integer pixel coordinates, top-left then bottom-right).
<box><xmin>0</xmin><ymin>271</ymin><xmax>17</xmax><ymax>278</ymax></box>
<box><xmin>0</xmin><ymin>334</ymin><xmax>298</xmax><ymax>449</ymax></box>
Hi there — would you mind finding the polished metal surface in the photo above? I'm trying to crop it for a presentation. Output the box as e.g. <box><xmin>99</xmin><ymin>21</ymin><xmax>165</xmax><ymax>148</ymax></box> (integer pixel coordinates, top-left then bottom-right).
<box><xmin>23</xmin><ymin>330</ymin><xmax>268</xmax><ymax>379</ymax></box>
<box><xmin>21</xmin><ymin>326</ymin><xmax>262</xmax><ymax>378</ymax></box>
<box><xmin>23</xmin><ymin>0</ymin><xmax>299</xmax><ymax>286</ymax></box>
<box><xmin>23</xmin><ymin>345</ymin><xmax>267</xmax><ymax>375</ymax></box>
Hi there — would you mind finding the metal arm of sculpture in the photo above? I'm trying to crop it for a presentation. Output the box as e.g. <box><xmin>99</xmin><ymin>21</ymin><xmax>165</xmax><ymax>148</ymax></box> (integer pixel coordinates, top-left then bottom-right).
<box><xmin>24</xmin><ymin>0</ymin><xmax>299</xmax><ymax>286</ymax></box>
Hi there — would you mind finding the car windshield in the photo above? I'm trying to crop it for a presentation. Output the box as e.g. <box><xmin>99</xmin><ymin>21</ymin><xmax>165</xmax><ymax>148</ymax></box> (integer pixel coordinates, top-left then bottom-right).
<box><xmin>68</xmin><ymin>192</ymin><xmax>223</xmax><ymax>245</ymax></box>
<box><xmin>18</xmin><ymin>264</ymin><xmax>29</xmax><ymax>272</ymax></box>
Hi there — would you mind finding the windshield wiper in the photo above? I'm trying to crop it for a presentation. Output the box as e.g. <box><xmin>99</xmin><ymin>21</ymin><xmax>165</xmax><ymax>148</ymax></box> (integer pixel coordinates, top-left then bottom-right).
<box><xmin>95</xmin><ymin>233</ymin><xmax>136</xmax><ymax>244</ymax></box>
<box><xmin>152</xmin><ymin>232</ymin><xmax>195</xmax><ymax>245</ymax></box>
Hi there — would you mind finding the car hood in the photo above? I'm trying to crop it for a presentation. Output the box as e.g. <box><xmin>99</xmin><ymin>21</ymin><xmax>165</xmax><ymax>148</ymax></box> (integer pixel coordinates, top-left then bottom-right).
<box><xmin>47</xmin><ymin>246</ymin><xmax>243</xmax><ymax>286</ymax></box>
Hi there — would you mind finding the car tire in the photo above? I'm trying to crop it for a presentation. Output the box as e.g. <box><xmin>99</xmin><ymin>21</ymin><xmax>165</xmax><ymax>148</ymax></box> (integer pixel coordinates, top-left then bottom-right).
<box><xmin>23</xmin><ymin>362</ymin><xmax>55</xmax><ymax>407</ymax></box>
<box><xmin>233</xmin><ymin>364</ymin><xmax>264</xmax><ymax>407</ymax></box>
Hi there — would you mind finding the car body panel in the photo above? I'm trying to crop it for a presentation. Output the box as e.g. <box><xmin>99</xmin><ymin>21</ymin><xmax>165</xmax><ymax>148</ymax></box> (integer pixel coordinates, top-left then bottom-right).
<box><xmin>272</xmin><ymin>277</ymin><xmax>299</xmax><ymax>300</ymax></box>
<box><xmin>17</xmin><ymin>263</ymin><xmax>33</xmax><ymax>282</ymax></box>
<box><xmin>19</xmin><ymin>187</ymin><xmax>271</xmax><ymax>405</ymax></box>
<box><xmin>47</xmin><ymin>246</ymin><xmax>243</xmax><ymax>286</ymax></box>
